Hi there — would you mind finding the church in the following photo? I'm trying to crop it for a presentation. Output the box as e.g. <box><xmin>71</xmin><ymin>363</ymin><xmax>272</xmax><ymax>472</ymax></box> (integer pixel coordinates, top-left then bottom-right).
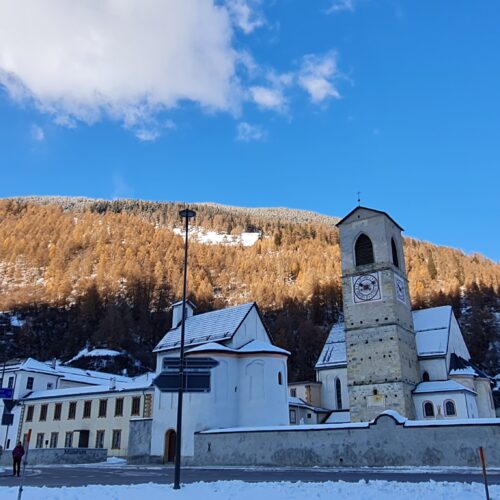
<box><xmin>314</xmin><ymin>206</ymin><xmax>495</xmax><ymax>423</ymax></box>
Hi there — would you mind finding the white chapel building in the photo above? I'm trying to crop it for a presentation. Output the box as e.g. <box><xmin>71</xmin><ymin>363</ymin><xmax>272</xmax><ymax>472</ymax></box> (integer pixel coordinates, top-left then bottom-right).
<box><xmin>151</xmin><ymin>301</ymin><xmax>290</xmax><ymax>460</ymax></box>
<box><xmin>314</xmin><ymin>206</ymin><xmax>495</xmax><ymax>423</ymax></box>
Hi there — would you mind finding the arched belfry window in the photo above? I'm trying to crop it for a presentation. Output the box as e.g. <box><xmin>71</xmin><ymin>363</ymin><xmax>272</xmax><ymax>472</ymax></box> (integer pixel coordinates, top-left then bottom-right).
<box><xmin>355</xmin><ymin>234</ymin><xmax>374</xmax><ymax>266</ymax></box>
<box><xmin>444</xmin><ymin>400</ymin><xmax>456</xmax><ymax>417</ymax></box>
<box><xmin>335</xmin><ymin>378</ymin><xmax>342</xmax><ymax>410</ymax></box>
<box><xmin>423</xmin><ymin>401</ymin><xmax>435</xmax><ymax>418</ymax></box>
<box><xmin>422</xmin><ymin>371</ymin><xmax>430</xmax><ymax>382</ymax></box>
<box><xmin>391</xmin><ymin>238</ymin><xmax>399</xmax><ymax>268</ymax></box>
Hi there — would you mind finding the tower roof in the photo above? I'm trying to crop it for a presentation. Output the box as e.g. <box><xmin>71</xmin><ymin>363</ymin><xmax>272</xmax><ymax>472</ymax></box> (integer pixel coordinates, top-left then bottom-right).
<box><xmin>336</xmin><ymin>206</ymin><xmax>404</xmax><ymax>231</ymax></box>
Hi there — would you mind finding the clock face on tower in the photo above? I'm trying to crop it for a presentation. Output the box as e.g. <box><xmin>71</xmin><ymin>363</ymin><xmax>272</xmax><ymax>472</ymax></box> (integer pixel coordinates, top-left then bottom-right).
<box><xmin>352</xmin><ymin>272</ymin><xmax>382</xmax><ymax>303</ymax></box>
<box><xmin>394</xmin><ymin>274</ymin><xmax>407</xmax><ymax>304</ymax></box>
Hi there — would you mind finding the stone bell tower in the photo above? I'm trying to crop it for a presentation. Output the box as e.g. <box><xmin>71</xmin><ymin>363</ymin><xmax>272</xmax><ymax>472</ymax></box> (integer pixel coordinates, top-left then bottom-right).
<box><xmin>336</xmin><ymin>207</ymin><xmax>419</xmax><ymax>422</ymax></box>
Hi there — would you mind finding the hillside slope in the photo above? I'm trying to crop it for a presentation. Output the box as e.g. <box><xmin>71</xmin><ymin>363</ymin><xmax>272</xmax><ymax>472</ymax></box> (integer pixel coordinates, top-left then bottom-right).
<box><xmin>0</xmin><ymin>197</ymin><xmax>499</xmax><ymax>379</ymax></box>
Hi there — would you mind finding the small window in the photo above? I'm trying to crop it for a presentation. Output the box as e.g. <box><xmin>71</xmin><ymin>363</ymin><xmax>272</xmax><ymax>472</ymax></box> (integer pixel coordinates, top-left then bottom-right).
<box><xmin>444</xmin><ymin>400</ymin><xmax>457</xmax><ymax>417</ymax></box>
<box><xmin>278</xmin><ymin>372</ymin><xmax>283</xmax><ymax>386</ymax></box>
<box><xmin>422</xmin><ymin>372</ymin><xmax>430</xmax><ymax>382</ymax></box>
<box><xmin>131</xmin><ymin>396</ymin><xmax>141</xmax><ymax>416</ymax></box>
<box><xmin>423</xmin><ymin>401</ymin><xmax>435</xmax><ymax>418</ymax></box>
<box><xmin>289</xmin><ymin>409</ymin><xmax>297</xmax><ymax>424</ymax></box>
<box><xmin>49</xmin><ymin>432</ymin><xmax>58</xmax><ymax>448</ymax></box>
<box><xmin>115</xmin><ymin>398</ymin><xmax>124</xmax><ymax>417</ymax></box>
<box><xmin>290</xmin><ymin>388</ymin><xmax>297</xmax><ymax>398</ymax></box>
<box><xmin>112</xmin><ymin>429</ymin><xmax>121</xmax><ymax>449</ymax></box>
<box><xmin>307</xmin><ymin>413</ymin><xmax>312</xmax><ymax>419</ymax></box>
<box><xmin>64</xmin><ymin>432</ymin><xmax>73</xmax><ymax>448</ymax></box>
<box><xmin>373</xmin><ymin>389</ymin><xmax>378</xmax><ymax>396</ymax></box>
<box><xmin>53</xmin><ymin>403</ymin><xmax>62</xmax><ymax>421</ymax></box>
<box><xmin>39</xmin><ymin>404</ymin><xmax>48</xmax><ymax>422</ymax></box>
<box><xmin>8</xmin><ymin>376</ymin><xmax>14</xmax><ymax>388</ymax></box>
<box><xmin>26</xmin><ymin>405</ymin><xmax>34</xmax><ymax>422</ymax></box>
<box><xmin>68</xmin><ymin>401</ymin><xmax>77</xmax><ymax>419</ymax></box>
<box><xmin>26</xmin><ymin>377</ymin><xmax>34</xmax><ymax>390</ymax></box>
<box><xmin>336</xmin><ymin>378</ymin><xmax>343</xmax><ymax>410</ymax></box>
<box><xmin>95</xmin><ymin>430</ymin><xmax>105</xmax><ymax>449</ymax></box>
<box><xmin>98</xmin><ymin>399</ymin><xmax>107</xmax><ymax>418</ymax></box>
<box><xmin>47</xmin><ymin>383</ymin><xmax>54</xmax><ymax>390</ymax></box>
<box><xmin>83</xmin><ymin>401</ymin><xmax>92</xmax><ymax>419</ymax></box>
<box><xmin>36</xmin><ymin>433</ymin><xmax>44</xmax><ymax>449</ymax></box>
<box><xmin>355</xmin><ymin>234</ymin><xmax>374</xmax><ymax>266</ymax></box>
<box><xmin>391</xmin><ymin>238</ymin><xmax>399</xmax><ymax>268</ymax></box>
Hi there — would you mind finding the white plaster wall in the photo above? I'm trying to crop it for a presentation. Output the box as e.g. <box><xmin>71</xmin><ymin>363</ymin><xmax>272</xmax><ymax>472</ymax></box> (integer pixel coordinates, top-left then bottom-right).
<box><xmin>474</xmin><ymin>378</ymin><xmax>496</xmax><ymax>418</ymax></box>
<box><xmin>418</xmin><ymin>358</ymin><xmax>448</xmax><ymax>381</ymax></box>
<box><xmin>413</xmin><ymin>392</ymin><xmax>471</xmax><ymax>419</ymax></box>
<box><xmin>317</xmin><ymin>367</ymin><xmax>348</xmax><ymax>411</ymax></box>
<box><xmin>227</xmin><ymin>307</ymin><xmax>270</xmax><ymax>349</ymax></box>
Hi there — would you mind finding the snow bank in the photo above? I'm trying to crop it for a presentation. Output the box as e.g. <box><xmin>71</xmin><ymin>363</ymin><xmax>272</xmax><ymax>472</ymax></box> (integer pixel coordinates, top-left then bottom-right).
<box><xmin>0</xmin><ymin>480</ymin><xmax>497</xmax><ymax>500</ymax></box>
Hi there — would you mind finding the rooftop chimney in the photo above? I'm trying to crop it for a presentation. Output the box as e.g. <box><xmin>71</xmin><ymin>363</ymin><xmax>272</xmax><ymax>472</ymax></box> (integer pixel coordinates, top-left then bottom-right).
<box><xmin>172</xmin><ymin>300</ymin><xmax>195</xmax><ymax>329</ymax></box>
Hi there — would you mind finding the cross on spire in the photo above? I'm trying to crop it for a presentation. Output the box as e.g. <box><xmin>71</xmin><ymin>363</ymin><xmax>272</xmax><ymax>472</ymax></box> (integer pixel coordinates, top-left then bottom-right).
<box><xmin>357</xmin><ymin>191</ymin><xmax>361</xmax><ymax>206</ymax></box>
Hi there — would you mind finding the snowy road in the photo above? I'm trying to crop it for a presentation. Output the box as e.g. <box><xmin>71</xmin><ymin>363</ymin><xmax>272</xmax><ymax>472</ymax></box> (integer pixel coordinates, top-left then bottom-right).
<box><xmin>1</xmin><ymin>465</ymin><xmax>500</xmax><ymax>488</ymax></box>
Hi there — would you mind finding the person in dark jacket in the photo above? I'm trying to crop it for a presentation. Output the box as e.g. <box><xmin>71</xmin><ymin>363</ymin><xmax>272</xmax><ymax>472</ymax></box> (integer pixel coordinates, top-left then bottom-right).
<box><xmin>12</xmin><ymin>441</ymin><xmax>25</xmax><ymax>477</ymax></box>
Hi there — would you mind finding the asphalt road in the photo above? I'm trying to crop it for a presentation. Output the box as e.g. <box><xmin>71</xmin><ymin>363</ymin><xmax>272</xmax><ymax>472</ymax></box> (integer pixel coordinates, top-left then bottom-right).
<box><xmin>1</xmin><ymin>465</ymin><xmax>500</xmax><ymax>488</ymax></box>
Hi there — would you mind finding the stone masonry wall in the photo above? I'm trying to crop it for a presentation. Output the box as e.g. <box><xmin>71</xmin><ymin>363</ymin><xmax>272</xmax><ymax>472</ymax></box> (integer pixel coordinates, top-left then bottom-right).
<box><xmin>193</xmin><ymin>413</ymin><xmax>500</xmax><ymax>468</ymax></box>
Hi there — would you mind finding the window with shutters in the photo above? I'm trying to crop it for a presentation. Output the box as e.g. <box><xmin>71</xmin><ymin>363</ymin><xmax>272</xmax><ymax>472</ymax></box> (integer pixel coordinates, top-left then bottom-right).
<box><xmin>115</xmin><ymin>398</ymin><xmax>124</xmax><ymax>417</ymax></box>
<box><xmin>98</xmin><ymin>399</ymin><xmax>107</xmax><ymax>418</ymax></box>
<box><xmin>26</xmin><ymin>405</ymin><xmax>34</xmax><ymax>422</ymax></box>
<box><xmin>68</xmin><ymin>402</ymin><xmax>77</xmax><ymax>419</ymax></box>
<box><xmin>131</xmin><ymin>396</ymin><xmax>141</xmax><ymax>416</ymax></box>
<box><xmin>53</xmin><ymin>403</ymin><xmax>62</xmax><ymax>420</ymax></box>
<box><xmin>83</xmin><ymin>401</ymin><xmax>92</xmax><ymax>419</ymax></box>
<box><xmin>95</xmin><ymin>430</ymin><xmax>105</xmax><ymax>448</ymax></box>
<box><xmin>39</xmin><ymin>404</ymin><xmax>48</xmax><ymax>421</ymax></box>
<box><xmin>112</xmin><ymin>429</ymin><xmax>121</xmax><ymax>449</ymax></box>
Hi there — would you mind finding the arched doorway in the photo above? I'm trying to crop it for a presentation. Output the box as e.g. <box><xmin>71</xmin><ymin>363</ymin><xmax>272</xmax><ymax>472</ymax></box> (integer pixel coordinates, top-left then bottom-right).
<box><xmin>164</xmin><ymin>429</ymin><xmax>176</xmax><ymax>463</ymax></box>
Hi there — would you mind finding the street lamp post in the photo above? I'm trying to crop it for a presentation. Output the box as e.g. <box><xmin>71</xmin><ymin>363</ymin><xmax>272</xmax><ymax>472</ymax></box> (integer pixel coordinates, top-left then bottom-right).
<box><xmin>173</xmin><ymin>208</ymin><xmax>196</xmax><ymax>490</ymax></box>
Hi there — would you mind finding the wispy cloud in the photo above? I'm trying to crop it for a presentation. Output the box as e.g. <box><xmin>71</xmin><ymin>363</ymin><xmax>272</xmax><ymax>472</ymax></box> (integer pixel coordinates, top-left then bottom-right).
<box><xmin>112</xmin><ymin>173</ymin><xmax>134</xmax><ymax>200</ymax></box>
<box><xmin>236</xmin><ymin>122</ymin><xmax>267</xmax><ymax>142</ymax></box>
<box><xmin>30</xmin><ymin>124</ymin><xmax>45</xmax><ymax>141</ymax></box>
<box><xmin>226</xmin><ymin>0</ymin><xmax>265</xmax><ymax>34</ymax></box>
<box><xmin>298</xmin><ymin>52</ymin><xmax>342</xmax><ymax>104</ymax></box>
<box><xmin>249</xmin><ymin>86</ymin><xmax>286</xmax><ymax>112</ymax></box>
<box><xmin>326</xmin><ymin>0</ymin><xmax>355</xmax><ymax>14</ymax></box>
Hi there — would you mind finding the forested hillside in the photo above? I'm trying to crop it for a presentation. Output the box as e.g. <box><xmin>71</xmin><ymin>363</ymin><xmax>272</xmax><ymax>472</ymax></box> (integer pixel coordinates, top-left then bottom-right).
<box><xmin>0</xmin><ymin>197</ymin><xmax>499</xmax><ymax>380</ymax></box>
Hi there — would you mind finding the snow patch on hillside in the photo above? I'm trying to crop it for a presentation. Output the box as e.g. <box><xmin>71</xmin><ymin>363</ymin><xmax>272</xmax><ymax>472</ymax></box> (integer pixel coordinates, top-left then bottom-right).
<box><xmin>68</xmin><ymin>348</ymin><xmax>122</xmax><ymax>363</ymax></box>
<box><xmin>173</xmin><ymin>227</ymin><xmax>260</xmax><ymax>247</ymax></box>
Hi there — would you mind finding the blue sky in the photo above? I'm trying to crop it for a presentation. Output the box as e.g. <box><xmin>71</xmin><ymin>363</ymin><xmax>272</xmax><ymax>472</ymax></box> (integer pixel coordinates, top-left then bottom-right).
<box><xmin>0</xmin><ymin>1</ymin><xmax>499</xmax><ymax>261</ymax></box>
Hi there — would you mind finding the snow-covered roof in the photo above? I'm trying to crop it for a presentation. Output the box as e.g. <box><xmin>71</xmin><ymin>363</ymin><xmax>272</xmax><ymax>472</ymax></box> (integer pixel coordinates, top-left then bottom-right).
<box><xmin>186</xmin><ymin>339</ymin><xmax>289</xmax><ymax>356</ymax></box>
<box><xmin>288</xmin><ymin>396</ymin><xmax>329</xmax><ymax>413</ymax></box>
<box><xmin>22</xmin><ymin>372</ymin><xmax>154</xmax><ymax>401</ymax></box>
<box><xmin>154</xmin><ymin>302</ymin><xmax>256</xmax><ymax>352</ymax></box>
<box><xmin>413</xmin><ymin>380</ymin><xmax>476</xmax><ymax>395</ymax></box>
<box><xmin>3</xmin><ymin>357</ymin><xmax>132</xmax><ymax>385</ymax></box>
<box><xmin>413</xmin><ymin>306</ymin><xmax>452</xmax><ymax>357</ymax></box>
<box><xmin>315</xmin><ymin>323</ymin><xmax>346</xmax><ymax>369</ymax></box>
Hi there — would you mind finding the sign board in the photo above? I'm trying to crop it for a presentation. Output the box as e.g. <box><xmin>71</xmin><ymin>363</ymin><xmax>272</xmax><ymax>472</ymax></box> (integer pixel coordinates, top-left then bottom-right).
<box><xmin>154</xmin><ymin>356</ymin><xmax>219</xmax><ymax>393</ymax></box>
<box><xmin>3</xmin><ymin>399</ymin><xmax>16</xmax><ymax>412</ymax></box>
<box><xmin>154</xmin><ymin>371</ymin><xmax>211</xmax><ymax>393</ymax></box>
<box><xmin>162</xmin><ymin>357</ymin><xmax>219</xmax><ymax>371</ymax></box>
<box><xmin>0</xmin><ymin>388</ymin><xmax>13</xmax><ymax>399</ymax></box>
<box><xmin>1</xmin><ymin>412</ymin><xmax>14</xmax><ymax>426</ymax></box>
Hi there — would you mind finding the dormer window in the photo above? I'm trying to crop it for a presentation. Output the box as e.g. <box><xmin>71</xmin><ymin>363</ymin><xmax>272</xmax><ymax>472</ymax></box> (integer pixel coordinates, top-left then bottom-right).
<box><xmin>355</xmin><ymin>234</ymin><xmax>374</xmax><ymax>266</ymax></box>
<box><xmin>391</xmin><ymin>238</ymin><xmax>399</xmax><ymax>268</ymax></box>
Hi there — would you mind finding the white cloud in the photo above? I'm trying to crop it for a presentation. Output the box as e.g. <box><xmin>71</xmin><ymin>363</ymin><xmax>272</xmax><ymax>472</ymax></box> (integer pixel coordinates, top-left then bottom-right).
<box><xmin>326</xmin><ymin>0</ymin><xmax>355</xmax><ymax>14</ymax></box>
<box><xmin>0</xmin><ymin>1</ymin><xmax>238</xmax><ymax>136</ymax></box>
<box><xmin>226</xmin><ymin>0</ymin><xmax>265</xmax><ymax>34</ymax></box>
<box><xmin>112</xmin><ymin>173</ymin><xmax>134</xmax><ymax>200</ymax></box>
<box><xmin>249</xmin><ymin>86</ymin><xmax>286</xmax><ymax>111</ymax></box>
<box><xmin>31</xmin><ymin>124</ymin><xmax>45</xmax><ymax>142</ymax></box>
<box><xmin>236</xmin><ymin>122</ymin><xmax>267</xmax><ymax>142</ymax></box>
<box><xmin>298</xmin><ymin>52</ymin><xmax>342</xmax><ymax>104</ymax></box>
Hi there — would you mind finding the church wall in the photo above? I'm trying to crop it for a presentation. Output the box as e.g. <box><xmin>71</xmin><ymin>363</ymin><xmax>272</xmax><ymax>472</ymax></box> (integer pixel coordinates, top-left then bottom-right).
<box><xmin>413</xmin><ymin>392</ymin><xmax>471</xmax><ymax>419</ymax></box>
<box><xmin>193</xmin><ymin>413</ymin><xmax>500</xmax><ymax>467</ymax></box>
<box><xmin>474</xmin><ymin>378</ymin><xmax>496</xmax><ymax>418</ymax></box>
<box><xmin>418</xmin><ymin>358</ymin><xmax>448</xmax><ymax>381</ymax></box>
<box><xmin>316</xmin><ymin>368</ymin><xmax>348</xmax><ymax>411</ymax></box>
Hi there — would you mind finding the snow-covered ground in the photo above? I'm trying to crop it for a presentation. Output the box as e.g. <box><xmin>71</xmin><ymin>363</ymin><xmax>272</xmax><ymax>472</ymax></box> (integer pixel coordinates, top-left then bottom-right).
<box><xmin>0</xmin><ymin>480</ymin><xmax>497</xmax><ymax>500</ymax></box>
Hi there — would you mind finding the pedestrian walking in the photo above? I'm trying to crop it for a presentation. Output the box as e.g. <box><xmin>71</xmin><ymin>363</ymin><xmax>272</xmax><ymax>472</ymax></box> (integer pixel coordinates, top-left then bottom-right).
<box><xmin>12</xmin><ymin>441</ymin><xmax>25</xmax><ymax>477</ymax></box>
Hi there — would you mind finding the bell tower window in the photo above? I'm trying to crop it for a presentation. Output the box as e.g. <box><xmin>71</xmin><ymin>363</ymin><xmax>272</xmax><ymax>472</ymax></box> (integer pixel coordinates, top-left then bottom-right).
<box><xmin>391</xmin><ymin>238</ymin><xmax>399</xmax><ymax>268</ymax></box>
<box><xmin>355</xmin><ymin>234</ymin><xmax>374</xmax><ymax>266</ymax></box>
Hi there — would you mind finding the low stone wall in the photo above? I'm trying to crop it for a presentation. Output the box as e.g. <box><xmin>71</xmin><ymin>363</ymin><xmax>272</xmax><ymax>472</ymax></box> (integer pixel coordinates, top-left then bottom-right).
<box><xmin>0</xmin><ymin>447</ymin><xmax>107</xmax><ymax>466</ymax></box>
<box><xmin>193</xmin><ymin>413</ymin><xmax>500</xmax><ymax>468</ymax></box>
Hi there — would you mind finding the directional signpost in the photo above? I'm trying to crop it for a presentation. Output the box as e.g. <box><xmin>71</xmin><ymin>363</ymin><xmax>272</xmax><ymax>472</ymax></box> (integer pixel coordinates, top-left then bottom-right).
<box><xmin>153</xmin><ymin>357</ymin><xmax>219</xmax><ymax>393</ymax></box>
<box><xmin>0</xmin><ymin>388</ymin><xmax>13</xmax><ymax>399</ymax></box>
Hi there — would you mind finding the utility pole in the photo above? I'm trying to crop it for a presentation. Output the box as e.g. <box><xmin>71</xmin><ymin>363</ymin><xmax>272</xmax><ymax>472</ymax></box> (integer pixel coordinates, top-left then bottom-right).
<box><xmin>173</xmin><ymin>208</ymin><xmax>196</xmax><ymax>490</ymax></box>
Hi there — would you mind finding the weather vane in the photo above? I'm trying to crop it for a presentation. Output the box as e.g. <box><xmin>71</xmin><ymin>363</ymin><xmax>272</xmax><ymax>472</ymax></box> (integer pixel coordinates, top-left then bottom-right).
<box><xmin>357</xmin><ymin>191</ymin><xmax>361</xmax><ymax>206</ymax></box>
